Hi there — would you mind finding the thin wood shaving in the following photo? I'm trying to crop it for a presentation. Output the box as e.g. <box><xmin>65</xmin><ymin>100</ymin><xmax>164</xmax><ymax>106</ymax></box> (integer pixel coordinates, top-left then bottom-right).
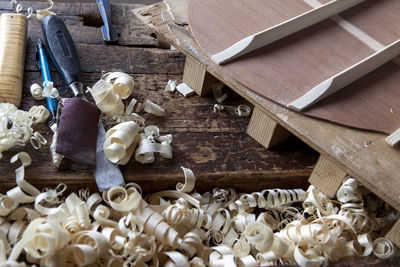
<box><xmin>0</xmin><ymin>158</ymin><xmax>398</xmax><ymax>266</ymax></box>
<box><xmin>165</xmin><ymin>80</ymin><xmax>177</xmax><ymax>92</ymax></box>
<box><xmin>135</xmin><ymin>125</ymin><xmax>172</xmax><ymax>163</ymax></box>
<box><xmin>0</xmin><ymin>104</ymin><xmax>49</xmax><ymax>158</ymax></box>
<box><xmin>101</xmin><ymin>72</ymin><xmax>135</xmax><ymax>100</ymax></box>
<box><xmin>213</xmin><ymin>104</ymin><xmax>251</xmax><ymax>117</ymax></box>
<box><xmin>36</xmin><ymin>0</ymin><xmax>55</xmax><ymax>20</ymax></box>
<box><xmin>143</xmin><ymin>99</ymin><xmax>165</xmax><ymax>117</ymax></box>
<box><xmin>88</xmin><ymin>79</ymin><xmax>124</xmax><ymax>118</ymax></box>
<box><xmin>104</xmin><ymin>121</ymin><xmax>140</xmax><ymax>165</ymax></box>
<box><xmin>29</xmin><ymin>84</ymin><xmax>44</xmax><ymax>100</ymax></box>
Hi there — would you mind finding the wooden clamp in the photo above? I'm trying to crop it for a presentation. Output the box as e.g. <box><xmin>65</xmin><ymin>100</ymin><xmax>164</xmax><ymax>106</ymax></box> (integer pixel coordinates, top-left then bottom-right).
<box><xmin>211</xmin><ymin>0</ymin><xmax>364</xmax><ymax>65</ymax></box>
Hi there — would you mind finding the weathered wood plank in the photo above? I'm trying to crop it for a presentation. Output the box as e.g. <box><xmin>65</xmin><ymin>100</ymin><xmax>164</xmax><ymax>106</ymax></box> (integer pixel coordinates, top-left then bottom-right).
<box><xmin>4</xmin><ymin>69</ymin><xmax>317</xmax><ymax>195</ymax></box>
<box><xmin>0</xmin><ymin>1</ymin><xmax>158</xmax><ymax>46</ymax></box>
<box><xmin>24</xmin><ymin>43</ymin><xmax>185</xmax><ymax>75</ymax></box>
<box><xmin>1</xmin><ymin>131</ymin><xmax>317</xmax><ymax>194</ymax></box>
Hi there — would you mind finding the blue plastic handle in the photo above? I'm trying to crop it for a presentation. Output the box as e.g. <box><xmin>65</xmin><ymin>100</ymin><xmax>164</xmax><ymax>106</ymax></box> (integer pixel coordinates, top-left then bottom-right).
<box><xmin>37</xmin><ymin>39</ymin><xmax>58</xmax><ymax>121</ymax></box>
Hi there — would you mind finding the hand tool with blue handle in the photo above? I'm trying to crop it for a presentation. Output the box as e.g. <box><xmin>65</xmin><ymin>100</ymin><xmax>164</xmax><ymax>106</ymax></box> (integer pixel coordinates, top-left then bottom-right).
<box><xmin>41</xmin><ymin>14</ymin><xmax>125</xmax><ymax>192</ymax></box>
<box><xmin>96</xmin><ymin>0</ymin><xmax>118</xmax><ymax>43</ymax></box>
<box><xmin>36</xmin><ymin>39</ymin><xmax>58</xmax><ymax>122</ymax></box>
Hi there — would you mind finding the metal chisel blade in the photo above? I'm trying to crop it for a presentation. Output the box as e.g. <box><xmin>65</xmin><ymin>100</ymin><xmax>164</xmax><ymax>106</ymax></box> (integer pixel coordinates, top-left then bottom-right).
<box><xmin>97</xmin><ymin>0</ymin><xmax>118</xmax><ymax>43</ymax></box>
<box><xmin>94</xmin><ymin>120</ymin><xmax>125</xmax><ymax>192</ymax></box>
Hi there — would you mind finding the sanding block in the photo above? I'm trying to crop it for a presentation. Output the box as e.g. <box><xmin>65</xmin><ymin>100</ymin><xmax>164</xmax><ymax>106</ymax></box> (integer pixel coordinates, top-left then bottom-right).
<box><xmin>56</xmin><ymin>98</ymin><xmax>100</xmax><ymax>166</ymax></box>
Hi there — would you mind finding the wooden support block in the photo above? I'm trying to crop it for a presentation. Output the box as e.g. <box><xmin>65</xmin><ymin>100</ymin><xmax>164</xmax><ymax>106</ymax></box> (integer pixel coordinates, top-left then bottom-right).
<box><xmin>246</xmin><ymin>106</ymin><xmax>292</xmax><ymax>149</ymax></box>
<box><xmin>386</xmin><ymin>219</ymin><xmax>400</xmax><ymax>248</ymax></box>
<box><xmin>308</xmin><ymin>155</ymin><xmax>348</xmax><ymax>198</ymax></box>
<box><xmin>156</xmin><ymin>34</ymin><xmax>171</xmax><ymax>49</ymax></box>
<box><xmin>182</xmin><ymin>56</ymin><xmax>218</xmax><ymax>96</ymax></box>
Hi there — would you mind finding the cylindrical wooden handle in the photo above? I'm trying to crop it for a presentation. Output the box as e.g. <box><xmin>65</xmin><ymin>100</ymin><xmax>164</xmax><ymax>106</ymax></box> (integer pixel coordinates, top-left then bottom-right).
<box><xmin>0</xmin><ymin>13</ymin><xmax>27</xmax><ymax>107</ymax></box>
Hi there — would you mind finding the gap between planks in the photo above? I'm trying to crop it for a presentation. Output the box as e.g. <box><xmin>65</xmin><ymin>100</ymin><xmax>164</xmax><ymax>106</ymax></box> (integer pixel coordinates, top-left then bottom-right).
<box><xmin>182</xmin><ymin>56</ymin><xmax>293</xmax><ymax>148</ymax></box>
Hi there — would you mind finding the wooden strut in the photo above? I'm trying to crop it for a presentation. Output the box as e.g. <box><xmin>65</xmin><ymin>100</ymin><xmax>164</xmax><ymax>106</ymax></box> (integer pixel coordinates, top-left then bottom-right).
<box><xmin>211</xmin><ymin>0</ymin><xmax>365</xmax><ymax>65</ymax></box>
<box><xmin>289</xmin><ymin>39</ymin><xmax>400</xmax><ymax>111</ymax></box>
<box><xmin>386</xmin><ymin>128</ymin><xmax>400</xmax><ymax>147</ymax></box>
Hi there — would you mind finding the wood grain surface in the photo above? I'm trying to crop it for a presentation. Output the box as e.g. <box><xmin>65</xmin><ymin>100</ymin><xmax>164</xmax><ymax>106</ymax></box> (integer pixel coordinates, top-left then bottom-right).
<box><xmin>0</xmin><ymin>1</ymin><xmax>318</xmax><ymax>195</ymax></box>
<box><xmin>0</xmin><ymin>13</ymin><xmax>27</xmax><ymax>107</ymax></box>
<box><xmin>188</xmin><ymin>0</ymin><xmax>400</xmax><ymax>134</ymax></box>
<box><xmin>135</xmin><ymin>0</ymin><xmax>400</xmax><ymax>213</ymax></box>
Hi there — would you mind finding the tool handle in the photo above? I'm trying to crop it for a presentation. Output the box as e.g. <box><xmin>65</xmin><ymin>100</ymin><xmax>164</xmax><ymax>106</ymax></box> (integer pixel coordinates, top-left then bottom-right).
<box><xmin>0</xmin><ymin>13</ymin><xmax>27</xmax><ymax>107</ymax></box>
<box><xmin>37</xmin><ymin>39</ymin><xmax>58</xmax><ymax>121</ymax></box>
<box><xmin>37</xmin><ymin>39</ymin><xmax>52</xmax><ymax>85</ymax></box>
<box><xmin>41</xmin><ymin>14</ymin><xmax>81</xmax><ymax>87</ymax></box>
<box><xmin>97</xmin><ymin>0</ymin><xmax>111</xmax><ymax>19</ymax></box>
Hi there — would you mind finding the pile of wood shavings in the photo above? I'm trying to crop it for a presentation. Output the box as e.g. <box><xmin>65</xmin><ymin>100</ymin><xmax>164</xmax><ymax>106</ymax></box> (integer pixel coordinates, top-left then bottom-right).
<box><xmin>0</xmin><ymin>153</ymin><xmax>398</xmax><ymax>267</ymax></box>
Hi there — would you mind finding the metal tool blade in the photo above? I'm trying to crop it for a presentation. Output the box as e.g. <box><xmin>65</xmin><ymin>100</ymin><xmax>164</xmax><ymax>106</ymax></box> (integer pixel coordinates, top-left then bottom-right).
<box><xmin>94</xmin><ymin>120</ymin><xmax>125</xmax><ymax>192</ymax></box>
<box><xmin>96</xmin><ymin>0</ymin><xmax>118</xmax><ymax>43</ymax></box>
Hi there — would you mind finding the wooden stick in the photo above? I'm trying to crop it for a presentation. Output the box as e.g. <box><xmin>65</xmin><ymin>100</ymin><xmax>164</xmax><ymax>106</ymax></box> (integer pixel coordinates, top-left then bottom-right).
<box><xmin>289</xmin><ymin>39</ymin><xmax>400</xmax><ymax>111</ymax></box>
<box><xmin>386</xmin><ymin>128</ymin><xmax>400</xmax><ymax>147</ymax></box>
<box><xmin>211</xmin><ymin>0</ymin><xmax>365</xmax><ymax>65</ymax></box>
<box><xmin>0</xmin><ymin>13</ymin><xmax>27</xmax><ymax>107</ymax></box>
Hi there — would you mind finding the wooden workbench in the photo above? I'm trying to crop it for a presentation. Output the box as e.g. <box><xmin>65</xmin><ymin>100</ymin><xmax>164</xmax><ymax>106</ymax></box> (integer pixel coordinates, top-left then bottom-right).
<box><xmin>134</xmin><ymin>0</ymin><xmax>400</xmax><ymax>250</ymax></box>
<box><xmin>0</xmin><ymin>1</ymin><xmax>317</xmax><ymax>193</ymax></box>
<box><xmin>0</xmin><ymin>1</ymin><xmax>398</xmax><ymax>266</ymax></box>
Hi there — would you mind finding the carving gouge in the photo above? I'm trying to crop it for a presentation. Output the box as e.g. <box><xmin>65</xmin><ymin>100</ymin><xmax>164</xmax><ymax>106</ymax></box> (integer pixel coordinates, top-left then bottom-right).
<box><xmin>96</xmin><ymin>0</ymin><xmax>118</xmax><ymax>43</ymax></box>
<box><xmin>41</xmin><ymin>14</ymin><xmax>125</xmax><ymax>192</ymax></box>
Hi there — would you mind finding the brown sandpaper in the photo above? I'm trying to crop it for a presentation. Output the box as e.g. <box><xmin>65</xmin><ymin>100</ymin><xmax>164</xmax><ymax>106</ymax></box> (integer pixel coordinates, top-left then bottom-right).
<box><xmin>56</xmin><ymin>98</ymin><xmax>100</xmax><ymax>166</ymax></box>
<box><xmin>188</xmin><ymin>0</ymin><xmax>400</xmax><ymax>134</ymax></box>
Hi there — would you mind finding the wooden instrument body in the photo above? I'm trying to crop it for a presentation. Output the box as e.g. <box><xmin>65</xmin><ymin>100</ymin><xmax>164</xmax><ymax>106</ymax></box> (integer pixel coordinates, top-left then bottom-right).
<box><xmin>0</xmin><ymin>13</ymin><xmax>27</xmax><ymax>107</ymax></box>
<box><xmin>188</xmin><ymin>0</ymin><xmax>400</xmax><ymax>134</ymax></box>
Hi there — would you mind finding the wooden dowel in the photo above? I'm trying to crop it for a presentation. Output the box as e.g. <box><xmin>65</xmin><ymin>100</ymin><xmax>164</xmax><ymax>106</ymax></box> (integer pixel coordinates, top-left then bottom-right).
<box><xmin>0</xmin><ymin>13</ymin><xmax>27</xmax><ymax>107</ymax></box>
<box><xmin>211</xmin><ymin>0</ymin><xmax>364</xmax><ymax>65</ymax></box>
<box><xmin>289</xmin><ymin>38</ymin><xmax>400</xmax><ymax>111</ymax></box>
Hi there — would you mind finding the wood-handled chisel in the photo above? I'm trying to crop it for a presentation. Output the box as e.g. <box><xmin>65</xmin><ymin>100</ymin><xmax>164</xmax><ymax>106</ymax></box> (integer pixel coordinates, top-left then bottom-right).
<box><xmin>41</xmin><ymin>14</ymin><xmax>125</xmax><ymax>192</ymax></box>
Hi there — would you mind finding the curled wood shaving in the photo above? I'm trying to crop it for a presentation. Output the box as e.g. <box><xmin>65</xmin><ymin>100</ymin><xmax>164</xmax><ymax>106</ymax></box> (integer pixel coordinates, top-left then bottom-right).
<box><xmin>0</xmin><ymin>162</ymin><xmax>397</xmax><ymax>266</ymax></box>
<box><xmin>373</xmin><ymin>237</ymin><xmax>398</xmax><ymax>259</ymax></box>
<box><xmin>102</xmin><ymin>72</ymin><xmax>135</xmax><ymax>100</ymax></box>
<box><xmin>36</xmin><ymin>0</ymin><xmax>55</xmax><ymax>20</ymax></box>
<box><xmin>176</xmin><ymin>167</ymin><xmax>195</xmax><ymax>193</ymax></box>
<box><xmin>11</xmin><ymin>0</ymin><xmax>54</xmax><ymax>20</ymax></box>
<box><xmin>0</xmin><ymin>104</ymin><xmax>49</xmax><ymax>158</ymax></box>
<box><xmin>30</xmin><ymin>84</ymin><xmax>43</xmax><ymax>100</ymax></box>
<box><xmin>88</xmin><ymin>79</ymin><xmax>124</xmax><ymax>118</ymax></box>
<box><xmin>165</xmin><ymin>80</ymin><xmax>177</xmax><ymax>92</ymax></box>
<box><xmin>213</xmin><ymin>104</ymin><xmax>251</xmax><ymax>117</ymax></box>
<box><xmin>41</xmin><ymin>81</ymin><xmax>60</xmax><ymax>100</ymax></box>
<box><xmin>49</xmin><ymin>123</ymin><xmax>63</xmax><ymax>167</ymax></box>
<box><xmin>143</xmin><ymin>99</ymin><xmax>165</xmax><ymax>117</ymax></box>
<box><xmin>135</xmin><ymin>125</ymin><xmax>172</xmax><ymax>163</ymax></box>
<box><xmin>104</xmin><ymin>121</ymin><xmax>139</xmax><ymax>165</ymax></box>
